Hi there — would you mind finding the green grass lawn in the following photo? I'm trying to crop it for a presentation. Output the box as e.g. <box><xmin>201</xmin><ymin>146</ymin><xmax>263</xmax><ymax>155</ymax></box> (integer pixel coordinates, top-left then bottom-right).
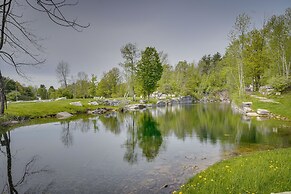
<box><xmin>177</xmin><ymin>148</ymin><xmax>291</xmax><ymax>194</ymax></box>
<box><xmin>232</xmin><ymin>91</ymin><xmax>291</xmax><ymax>120</ymax></box>
<box><xmin>250</xmin><ymin>92</ymin><xmax>291</xmax><ymax>119</ymax></box>
<box><xmin>4</xmin><ymin>99</ymin><xmax>114</xmax><ymax>119</ymax></box>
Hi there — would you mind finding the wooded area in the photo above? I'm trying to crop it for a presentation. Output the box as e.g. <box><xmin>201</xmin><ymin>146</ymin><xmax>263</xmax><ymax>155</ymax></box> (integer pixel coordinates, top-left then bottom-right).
<box><xmin>3</xmin><ymin>8</ymin><xmax>291</xmax><ymax>103</ymax></box>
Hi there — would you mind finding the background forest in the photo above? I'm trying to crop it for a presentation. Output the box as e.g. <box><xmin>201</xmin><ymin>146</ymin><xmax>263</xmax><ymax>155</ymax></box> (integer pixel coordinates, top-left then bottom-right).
<box><xmin>4</xmin><ymin>8</ymin><xmax>291</xmax><ymax>102</ymax></box>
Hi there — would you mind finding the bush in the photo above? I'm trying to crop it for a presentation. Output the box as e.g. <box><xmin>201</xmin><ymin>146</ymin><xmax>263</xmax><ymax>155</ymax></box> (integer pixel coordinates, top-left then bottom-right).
<box><xmin>268</xmin><ymin>76</ymin><xmax>291</xmax><ymax>93</ymax></box>
<box><xmin>6</xmin><ymin>91</ymin><xmax>21</xmax><ymax>101</ymax></box>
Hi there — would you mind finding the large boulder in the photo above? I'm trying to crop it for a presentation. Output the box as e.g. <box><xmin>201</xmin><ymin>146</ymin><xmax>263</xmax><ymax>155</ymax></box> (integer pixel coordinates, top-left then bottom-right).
<box><xmin>56</xmin><ymin>112</ymin><xmax>73</xmax><ymax>119</ymax></box>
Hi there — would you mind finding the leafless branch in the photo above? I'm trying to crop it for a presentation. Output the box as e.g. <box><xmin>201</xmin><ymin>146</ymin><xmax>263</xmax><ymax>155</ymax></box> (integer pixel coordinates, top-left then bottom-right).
<box><xmin>15</xmin><ymin>155</ymin><xmax>52</xmax><ymax>187</ymax></box>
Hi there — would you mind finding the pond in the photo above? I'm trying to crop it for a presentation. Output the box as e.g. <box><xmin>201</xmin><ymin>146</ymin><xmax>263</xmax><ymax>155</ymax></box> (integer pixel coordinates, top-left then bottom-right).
<box><xmin>1</xmin><ymin>103</ymin><xmax>291</xmax><ymax>193</ymax></box>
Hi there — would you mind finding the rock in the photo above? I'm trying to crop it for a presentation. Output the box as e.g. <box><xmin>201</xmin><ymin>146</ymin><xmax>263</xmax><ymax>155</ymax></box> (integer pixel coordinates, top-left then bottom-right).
<box><xmin>69</xmin><ymin>101</ymin><xmax>82</xmax><ymax>107</ymax></box>
<box><xmin>271</xmin><ymin>192</ymin><xmax>291</xmax><ymax>194</ymax></box>
<box><xmin>56</xmin><ymin>112</ymin><xmax>73</xmax><ymax>119</ymax></box>
<box><xmin>158</xmin><ymin>94</ymin><xmax>167</xmax><ymax>100</ymax></box>
<box><xmin>125</xmin><ymin>104</ymin><xmax>147</xmax><ymax>111</ymax></box>
<box><xmin>104</xmin><ymin>99</ymin><xmax>121</xmax><ymax>106</ymax></box>
<box><xmin>91</xmin><ymin>108</ymin><xmax>111</xmax><ymax>114</ymax></box>
<box><xmin>242</xmin><ymin>102</ymin><xmax>252</xmax><ymax>107</ymax></box>
<box><xmin>170</xmin><ymin>98</ymin><xmax>179</xmax><ymax>105</ymax></box>
<box><xmin>55</xmin><ymin>97</ymin><xmax>67</xmax><ymax>101</ymax></box>
<box><xmin>257</xmin><ymin>109</ymin><xmax>269</xmax><ymax>115</ymax></box>
<box><xmin>140</xmin><ymin>100</ymin><xmax>147</xmax><ymax>104</ymax></box>
<box><xmin>179</xmin><ymin>96</ymin><xmax>194</xmax><ymax>104</ymax></box>
<box><xmin>246</xmin><ymin>112</ymin><xmax>259</xmax><ymax>117</ymax></box>
<box><xmin>156</xmin><ymin>100</ymin><xmax>166</xmax><ymax>107</ymax></box>
<box><xmin>88</xmin><ymin>101</ymin><xmax>99</xmax><ymax>106</ymax></box>
<box><xmin>243</xmin><ymin>107</ymin><xmax>252</xmax><ymax>113</ymax></box>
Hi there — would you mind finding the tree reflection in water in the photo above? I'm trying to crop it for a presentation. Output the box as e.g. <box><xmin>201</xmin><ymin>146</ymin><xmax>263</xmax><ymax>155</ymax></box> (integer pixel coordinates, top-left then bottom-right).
<box><xmin>137</xmin><ymin>112</ymin><xmax>163</xmax><ymax>161</ymax></box>
<box><xmin>123</xmin><ymin>112</ymin><xmax>138</xmax><ymax>165</ymax></box>
<box><xmin>0</xmin><ymin>131</ymin><xmax>51</xmax><ymax>194</ymax></box>
<box><xmin>60</xmin><ymin>121</ymin><xmax>73</xmax><ymax>147</ymax></box>
<box><xmin>122</xmin><ymin>111</ymin><xmax>163</xmax><ymax>164</ymax></box>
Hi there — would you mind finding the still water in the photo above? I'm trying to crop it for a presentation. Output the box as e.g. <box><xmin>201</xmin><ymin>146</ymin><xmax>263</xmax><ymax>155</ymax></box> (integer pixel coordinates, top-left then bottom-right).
<box><xmin>1</xmin><ymin>104</ymin><xmax>291</xmax><ymax>193</ymax></box>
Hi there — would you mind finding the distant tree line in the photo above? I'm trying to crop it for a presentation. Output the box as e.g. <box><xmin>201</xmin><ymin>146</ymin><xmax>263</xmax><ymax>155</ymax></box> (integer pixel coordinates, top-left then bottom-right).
<box><xmin>5</xmin><ymin>8</ymin><xmax>291</xmax><ymax>102</ymax></box>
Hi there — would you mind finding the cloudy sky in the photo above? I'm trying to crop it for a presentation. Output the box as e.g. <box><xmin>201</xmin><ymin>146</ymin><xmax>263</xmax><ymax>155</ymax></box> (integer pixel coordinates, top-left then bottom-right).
<box><xmin>2</xmin><ymin>0</ymin><xmax>290</xmax><ymax>88</ymax></box>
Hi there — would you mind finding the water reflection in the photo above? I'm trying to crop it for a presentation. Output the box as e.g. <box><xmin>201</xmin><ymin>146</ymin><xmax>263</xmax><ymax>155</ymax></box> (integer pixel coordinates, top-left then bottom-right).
<box><xmin>60</xmin><ymin>121</ymin><xmax>73</xmax><ymax>147</ymax></box>
<box><xmin>2</xmin><ymin>104</ymin><xmax>290</xmax><ymax>193</ymax></box>
<box><xmin>58</xmin><ymin>104</ymin><xmax>291</xmax><ymax>158</ymax></box>
<box><xmin>137</xmin><ymin>112</ymin><xmax>163</xmax><ymax>161</ymax></box>
<box><xmin>0</xmin><ymin>131</ymin><xmax>51</xmax><ymax>193</ymax></box>
<box><xmin>123</xmin><ymin>112</ymin><xmax>138</xmax><ymax>165</ymax></box>
<box><xmin>151</xmin><ymin>104</ymin><xmax>291</xmax><ymax>151</ymax></box>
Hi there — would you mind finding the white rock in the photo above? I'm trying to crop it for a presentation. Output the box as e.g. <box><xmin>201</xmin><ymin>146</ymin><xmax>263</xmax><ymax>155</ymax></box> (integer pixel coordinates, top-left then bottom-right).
<box><xmin>88</xmin><ymin>101</ymin><xmax>99</xmax><ymax>106</ymax></box>
<box><xmin>246</xmin><ymin>112</ymin><xmax>259</xmax><ymax>117</ymax></box>
<box><xmin>69</xmin><ymin>101</ymin><xmax>82</xmax><ymax>107</ymax></box>
<box><xmin>243</xmin><ymin>107</ymin><xmax>252</xmax><ymax>113</ymax></box>
<box><xmin>56</xmin><ymin>112</ymin><xmax>73</xmax><ymax>119</ymax></box>
<box><xmin>55</xmin><ymin>97</ymin><xmax>67</xmax><ymax>101</ymax></box>
<box><xmin>257</xmin><ymin>109</ymin><xmax>269</xmax><ymax>115</ymax></box>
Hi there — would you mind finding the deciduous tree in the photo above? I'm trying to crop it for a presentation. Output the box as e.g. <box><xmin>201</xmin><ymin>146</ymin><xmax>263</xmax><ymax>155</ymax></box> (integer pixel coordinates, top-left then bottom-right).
<box><xmin>136</xmin><ymin>47</ymin><xmax>163</xmax><ymax>100</ymax></box>
<box><xmin>56</xmin><ymin>61</ymin><xmax>70</xmax><ymax>88</ymax></box>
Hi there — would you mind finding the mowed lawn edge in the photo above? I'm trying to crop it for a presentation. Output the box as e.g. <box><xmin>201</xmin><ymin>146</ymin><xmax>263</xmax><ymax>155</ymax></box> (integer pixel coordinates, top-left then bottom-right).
<box><xmin>4</xmin><ymin>99</ymin><xmax>116</xmax><ymax>119</ymax></box>
<box><xmin>177</xmin><ymin>148</ymin><xmax>291</xmax><ymax>194</ymax></box>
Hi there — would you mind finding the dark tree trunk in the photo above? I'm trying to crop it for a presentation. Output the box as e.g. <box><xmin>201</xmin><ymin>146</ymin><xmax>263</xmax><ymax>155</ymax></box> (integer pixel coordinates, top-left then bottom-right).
<box><xmin>3</xmin><ymin>132</ymin><xmax>18</xmax><ymax>193</ymax></box>
<box><xmin>0</xmin><ymin>70</ymin><xmax>6</xmax><ymax>115</ymax></box>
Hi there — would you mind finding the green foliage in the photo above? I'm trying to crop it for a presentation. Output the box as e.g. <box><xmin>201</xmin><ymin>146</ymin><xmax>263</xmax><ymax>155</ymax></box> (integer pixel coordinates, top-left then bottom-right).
<box><xmin>75</xmin><ymin>72</ymin><xmax>89</xmax><ymax>98</ymax></box>
<box><xmin>88</xmin><ymin>74</ymin><xmax>97</xmax><ymax>97</ymax></box>
<box><xmin>136</xmin><ymin>47</ymin><xmax>163</xmax><ymax>98</ymax></box>
<box><xmin>268</xmin><ymin>76</ymin><xmax>291</xmax><ymax>92</ymax></box>
<box><xmin>137</xmin><ymin>112</ymin><xmax>162</xmax><ymax>161</ymax></box>
<box><xmin>157</xmin><ymin>64</ymin><xmax>175</xmax><ymax>94</ymax></box>
<box><xmin>178</xmin><ymin>148</ymin><xmax>291</xmax><ymax>194</ymax></box>
<box><xmin>243</xmin><ymin>29</ymin><xmax>270</xmax><ymax>91</ymax></box>
<box><xmin>37</xmin><ymin>84</ymin><xmax>48</xmax><ymax>100</ymax></box>
<box><xmin>97</xmin><ymin>67</ymin><xmax>121</xmax><ymax>98</ymax></box>
<box><xmin>6</xmin><ymin>91</ymin><xmax>21</xmax><ymax>101</ymax></box>
<box><xmin>48</xmin><ymin>86</ymin><xmax>56</xmax><ymax>99</ymax></box>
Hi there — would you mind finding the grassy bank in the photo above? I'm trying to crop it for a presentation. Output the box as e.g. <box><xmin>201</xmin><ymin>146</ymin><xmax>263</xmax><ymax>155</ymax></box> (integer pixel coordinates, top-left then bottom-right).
<box><xmin>231</xmin><ymin>91</ymin><xmax>291</xmax><ymax>120</ymax></box>
<box><xmin>177</xmin><ymin>148</ymin><xmax>291</xmax><ymax>194</ymax></box>
<box><xmin>2</xmin><ymin>99</ymin><xmax>116</xmax><ymax>121</ymax></box>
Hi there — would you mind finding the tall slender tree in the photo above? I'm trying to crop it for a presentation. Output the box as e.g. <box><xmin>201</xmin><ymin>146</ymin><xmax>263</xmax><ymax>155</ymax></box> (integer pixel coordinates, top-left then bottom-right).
<box><xmin>230</xmin><ymin>13</ymin><xmax>251</xmax><ymax>96</ymax></box>
<box><xmin>120</xmin><ymin>43</ymin><xmax>139</xmax><ymax>100</ymax></box>
<box><xmin>56</xmin><ymin>61</ymin><xmax>70</xmax><ymax>88</ymax></box>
